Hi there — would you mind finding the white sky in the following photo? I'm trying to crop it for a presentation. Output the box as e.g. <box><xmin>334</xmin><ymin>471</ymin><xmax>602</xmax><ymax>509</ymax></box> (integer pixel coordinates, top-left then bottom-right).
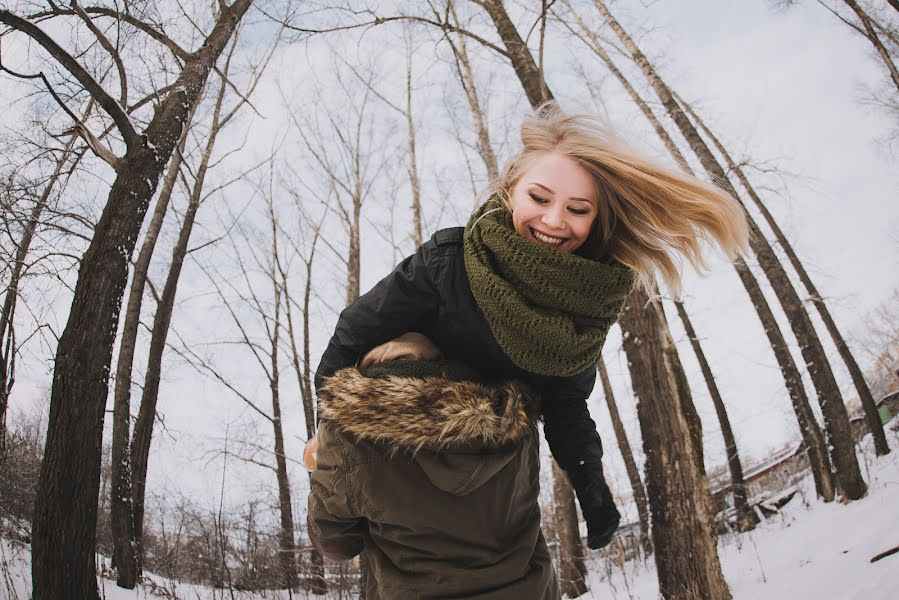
<box><xmin>3</xmin><ymin>0</ymin><xmax>898</xmax><ymax>522</ymax></box>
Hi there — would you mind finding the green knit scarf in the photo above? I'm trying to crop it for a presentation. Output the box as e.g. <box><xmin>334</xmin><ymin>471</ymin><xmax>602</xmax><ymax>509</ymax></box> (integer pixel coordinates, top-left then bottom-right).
<box><xmin>463</xmin><ymin>197</ymin><xmax>636</xmax><ymax>377</ymax></box>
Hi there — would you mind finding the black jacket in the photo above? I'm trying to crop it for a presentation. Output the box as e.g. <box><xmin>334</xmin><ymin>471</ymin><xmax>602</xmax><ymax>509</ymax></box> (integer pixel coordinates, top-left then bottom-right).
<box><xmin>315</xmin><ymin>227</ymin><xmax>606</xmax><ymax>485</ymax></box>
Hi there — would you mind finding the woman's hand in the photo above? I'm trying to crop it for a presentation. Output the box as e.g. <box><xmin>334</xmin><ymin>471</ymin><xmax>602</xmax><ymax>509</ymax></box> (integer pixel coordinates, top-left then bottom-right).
<box><xmin>569</xmin><ymin>464</ymin><xmax>621</xmax><ymax>550</ymax></box>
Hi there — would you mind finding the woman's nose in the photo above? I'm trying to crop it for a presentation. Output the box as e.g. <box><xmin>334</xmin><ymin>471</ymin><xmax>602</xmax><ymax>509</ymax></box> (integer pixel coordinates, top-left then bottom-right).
<box><xmin>541</xmin><ymin>204</ymin><xmax>566</xmax><ymax>229</ymax></box>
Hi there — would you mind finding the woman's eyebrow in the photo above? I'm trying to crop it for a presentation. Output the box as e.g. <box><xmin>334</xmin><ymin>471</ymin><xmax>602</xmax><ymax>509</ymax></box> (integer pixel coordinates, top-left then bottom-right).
<box><xmin>531</xmin><ymin>182</ymin><xmax>592</xmax><ymax>204</ymax></box>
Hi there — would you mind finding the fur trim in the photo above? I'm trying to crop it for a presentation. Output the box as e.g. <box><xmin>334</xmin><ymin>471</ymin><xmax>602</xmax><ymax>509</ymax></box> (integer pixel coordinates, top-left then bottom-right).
<box><xmin>318</xmin><ymin>368</ymin><xmax>540</xmax><ymax>455</ymax></box>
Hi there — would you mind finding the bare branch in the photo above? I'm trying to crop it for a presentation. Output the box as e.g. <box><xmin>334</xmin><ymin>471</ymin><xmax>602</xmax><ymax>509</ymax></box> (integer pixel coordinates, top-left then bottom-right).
<box><xmin>0</xmin><ymin>10</ymin><xmax>142</xmax><ymax>149</ymax></box>
<box><xmin>69</xmin><ymin>0</ymin><xmax>128</xmax><ymax>107</ymax></box>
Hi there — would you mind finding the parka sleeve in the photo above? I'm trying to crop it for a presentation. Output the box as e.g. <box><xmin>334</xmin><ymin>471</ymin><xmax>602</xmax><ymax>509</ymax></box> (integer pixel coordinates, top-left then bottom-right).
<box><xmin>307</xmin><ymin>423</ymin><xmax>366</xmax><ymax>561</ymax></box>
<box><xmin>314</xmin><ymin>238</ymin><xmax>443</xmax><ymax>399</ymax></box>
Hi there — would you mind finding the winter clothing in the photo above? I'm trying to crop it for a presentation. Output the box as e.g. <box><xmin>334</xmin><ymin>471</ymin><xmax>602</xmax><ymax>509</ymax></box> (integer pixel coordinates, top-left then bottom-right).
<box><xmin>315</xmin><ymin>226</ymin><xmax>624</xmax><ymax>551</ymax></box>
<box><xmin>463</xmin><ymin>197</ymin><xmax>635</xmax><ymax>377</ymax></box>
<box><xmin>307</xmin><ymin>359</ymin><xmax>560</xmax><ymax>599</ymax></box>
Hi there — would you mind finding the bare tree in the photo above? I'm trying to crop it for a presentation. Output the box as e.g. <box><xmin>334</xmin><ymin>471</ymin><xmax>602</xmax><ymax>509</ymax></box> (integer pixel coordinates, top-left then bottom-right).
<box><xmin>596</xmin><ymin>357</ymin><xmax>652</xmax><ymax>555</ymax></box>
<box><xmin>619</xmin><ymin>286</ymin><xmax>732</xmax><ymax>599</ymax></box>
<box><xmin>676</xmin><ymin>95</ymin><xmax>890</xmax><ymax>457</ymax></box>
<box><xmin>275</xmin><ymin>188</ymin><xmax>328</xmax><ymax>594</ymax></box>
<box><xmin>672</xmin><ymin>300</ymin><xmax>758</xmax><ymax>531</ymax></box>
<box><xmin>446</xmin><ymin>0</ymin><xmax>500</xmax><ymax>181</ymax></box>
<box><xmin>117</xmin><ymin>26</ymin><xmax>280</xmax><ymax>587</ymax></box>
<box><xmin>0</xmin><ymin>3</ymin><xmax>255</xmax><ymax>597</ymax></box>
<box><xmin>591</xmin><ymin>0</ymin><xmax>866</xmax><ymax>501</ymax></box>
<box><xmin>552</xmin><ymin>460</ymin><xmax>588</xmax><ymax>598</ymax></box>
<box><xmin>556</xmin><ymin>0</ymin><xmax>836</xmax><ymax>502</ymax></box>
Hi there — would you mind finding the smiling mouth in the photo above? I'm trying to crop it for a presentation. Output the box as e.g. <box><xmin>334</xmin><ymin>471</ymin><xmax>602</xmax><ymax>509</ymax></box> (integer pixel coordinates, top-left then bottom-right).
<box><xmin>530</xmin><ymin>227</ymin><xmax>567</xmax><ymax>246</ymax></box>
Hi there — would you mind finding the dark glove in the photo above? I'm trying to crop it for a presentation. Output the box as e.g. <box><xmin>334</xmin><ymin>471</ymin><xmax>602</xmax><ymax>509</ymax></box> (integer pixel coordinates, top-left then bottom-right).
<box><xmin>570</xmin><ymin>463</ymin><xmax>621</xmax><ymax>550</ymax></box>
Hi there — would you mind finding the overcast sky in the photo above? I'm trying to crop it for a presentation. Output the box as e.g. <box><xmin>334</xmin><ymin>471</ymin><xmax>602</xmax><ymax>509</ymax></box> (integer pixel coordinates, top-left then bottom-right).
<box><xmin>4</xmin><ymin>0</ymin><xmax>898</xmax><ymax>522</ymax></box>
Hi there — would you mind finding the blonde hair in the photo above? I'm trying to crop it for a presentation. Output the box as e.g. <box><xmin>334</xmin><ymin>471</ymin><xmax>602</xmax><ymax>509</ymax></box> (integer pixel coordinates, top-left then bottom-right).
<box><xmin>487</xmin><ymin>103</ymin><xmax>750</xmax><ymax>296</ymax></box>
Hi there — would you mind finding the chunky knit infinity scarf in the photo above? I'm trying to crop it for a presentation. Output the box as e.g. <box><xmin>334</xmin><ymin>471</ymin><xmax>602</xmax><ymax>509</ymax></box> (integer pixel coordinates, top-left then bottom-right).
<box><xmin>463</xmin><ymin>197</ymin><xmax>636</xmax><ymax>377</ymax></box>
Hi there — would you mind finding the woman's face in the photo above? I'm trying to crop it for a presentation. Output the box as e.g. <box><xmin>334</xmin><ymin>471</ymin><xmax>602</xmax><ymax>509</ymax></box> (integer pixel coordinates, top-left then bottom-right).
<box><xmin>507</xmin><ymin>151</ymin><xmax>598</xmax><ymax>254</ymax></box>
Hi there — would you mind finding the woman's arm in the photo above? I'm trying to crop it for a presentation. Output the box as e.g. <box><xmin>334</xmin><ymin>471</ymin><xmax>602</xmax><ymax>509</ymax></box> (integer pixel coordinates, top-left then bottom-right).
<box><xmin>542</xmin><ymin>365</ymin><xmax>621</xmax><ymax>549</ymax></box>
<box><xmin>314</xmin><ymin>236</ymin><xmax>445</xmax><ymax>397</ymax></box>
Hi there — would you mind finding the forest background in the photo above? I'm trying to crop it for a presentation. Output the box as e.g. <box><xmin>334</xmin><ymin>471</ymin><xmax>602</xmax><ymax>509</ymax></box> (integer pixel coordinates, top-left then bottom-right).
<box><xmin>0</xmin><ymin>0</ymin><xmax>897</xmax><ymax>597</ymax></box>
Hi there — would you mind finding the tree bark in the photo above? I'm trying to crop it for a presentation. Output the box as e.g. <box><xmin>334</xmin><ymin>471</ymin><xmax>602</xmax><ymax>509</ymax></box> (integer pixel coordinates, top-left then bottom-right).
<box><xmin>478</xmin><ymin>0</ymin><xmax>553</xmax><ymax>107</ymax></box>
<box><xmin>596</xmin><ymin>356</ymin><xmax>652</xmax><ymax>555</ymax></box>
<box><xmin>620</xmin><ymin>286</ymin><xmax>732</xmax><ymax>600</ymax></box>
<box><xmin>673</xmin><ymin>300</ymin><xmax>758</xmax><ymax>531</ymax></box>
<box><xmin>552</xmin><ymin>460</ymin><xmax>588</xmax><ymax>598</ymax></box>
<box><xmin>677</xmin><ymin>95</ymin><xmax>890</xmax><ymax>457</ymax></box>
<box><xmin>26</xmin><ymin>3</ymin><xmax>252</xmax><ymax>592</ymax></box>
<box><xmin>593</xmin><ymin>0</ymin><xmax>866</xmax><ymax>501</ymax></box>
<box><xmin>109</xmin><ymin>116</ymin><xmax>191</xmax><ymax>589</ymax></box>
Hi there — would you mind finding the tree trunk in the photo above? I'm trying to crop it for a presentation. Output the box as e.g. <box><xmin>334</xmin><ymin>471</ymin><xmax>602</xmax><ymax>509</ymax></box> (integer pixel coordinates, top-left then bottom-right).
<box><xmin>29</xmin><ymin>4</ymin><xmax>253</xmax><ymax>596</ymax></box>
<box><xmin>110</xmin><ymin>119</ymin><xmax>190</xmax><ymax>589</ymax></box>
<box><xmin>447</xmin><ymin>0</ymin><xmax>499</xmax><ymax>180</ymax></box>
<box><xmin>620</xmin><ymin>286</ymin><xmax>732</xmax><ymax>600</ymax></box>
<box><xmin>673</xmin><ymin>300</ymin><xmax>758</xmax><ymax>531</ymax></box>
<box><xmin>842</xmin><ymin>0</ymin><xmax>899</xmax><ymax>93</ymax></box>
<box><xmin>405</xmin><ymin>50</ymin><xmax>423</xmax><ymax>249</ymax></box>
<box><xmin>552</xmin><ymin>460</ymin><xmax>588</xmax><ymax>598</ymax></box>
<box><xmin>280</xmin><ymin>225</ymin><xmax>328</xmax><ymax>594</ymax></box>
<box><xmin>561</xmin><ymin>4</ymin><xmax>835</xmax><ymax>499</ymax></box>
<box><xmin>270</xmin><ymin>286</ymin><xmax>298</xmax><ymax>590</ymax></box>
<box><xmin>559</xmin><ymin>0</ymin><xmax>691</xmax><ymax>171</ymax></box>
<box><xmin>596</xmin><ymin>357</ymin><xmax>652</xmax><ymax>555</ymax></box>
<box><xmin>593</xmin><ymin>0</ymin><xmax>866</xmax><ymax>501</ymax></box>
<box><xmin>478</xmin><ymin>0</ymin><xmax>553</xmax><ymax>107</ymax></box>
<box><xmin>347</xmin><ymin>203</ymin><xmax>361</xmax><ymax>305</ymax></box>
<box><xmin>677</xmin><ymin>95</ymin><xmax>890</xmax><ymax>457</ymax></box>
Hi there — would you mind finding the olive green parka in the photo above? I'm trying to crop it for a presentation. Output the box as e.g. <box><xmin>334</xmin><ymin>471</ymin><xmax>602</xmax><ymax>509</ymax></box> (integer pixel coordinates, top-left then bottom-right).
<box><xmin>307</xmin><ymin>361</ymin><xmax>561</xmax><ymax>599</ymax></box>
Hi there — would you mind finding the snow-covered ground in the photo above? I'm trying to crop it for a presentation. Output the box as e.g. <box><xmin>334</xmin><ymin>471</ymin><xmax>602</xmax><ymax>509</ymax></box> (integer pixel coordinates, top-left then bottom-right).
<box><xmin>3</xmin><ymin>431</ymin><xmax>898</xmax><ymax>600</ymax></box>
<box><xmin>585</xmin><ymin>430</ymin><xmax>899</xmax><ymax>600</ymax></box>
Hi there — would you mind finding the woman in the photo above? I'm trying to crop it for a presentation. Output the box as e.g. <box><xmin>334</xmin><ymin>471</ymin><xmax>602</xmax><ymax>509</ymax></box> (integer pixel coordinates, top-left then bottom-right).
<box><xmin>309</xmin><ymin>334</ymin><xmax>559</xmax><ymax>599</ymax></box>
<box><xmin>313</xmin><ymin>103</ymin><xmax>749</xmax><ymax>554</ymax></box>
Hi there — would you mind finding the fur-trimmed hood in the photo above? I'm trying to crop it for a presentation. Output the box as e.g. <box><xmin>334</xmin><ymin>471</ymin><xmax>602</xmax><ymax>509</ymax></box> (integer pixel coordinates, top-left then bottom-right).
<box><xmin>317</xmin><ymin>361</ymin><xmax>541</xmax><ymax>496</ymax></box>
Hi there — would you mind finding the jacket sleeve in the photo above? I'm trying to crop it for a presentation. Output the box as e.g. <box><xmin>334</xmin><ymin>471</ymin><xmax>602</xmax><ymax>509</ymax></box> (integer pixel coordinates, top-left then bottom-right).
<box><xmin>307</xmin><ymin>423</ymin><xmax>366</xmax><ymax>561</ymax></box>
<box><xmin>541</xmin><ymin>365</ymin><xmax>604</xmax><ymax>478</ymax></box>
<box><xmin>314</xmin><ymin>238</ymin><xmax>442</xmax><ymax>399</ymax></box>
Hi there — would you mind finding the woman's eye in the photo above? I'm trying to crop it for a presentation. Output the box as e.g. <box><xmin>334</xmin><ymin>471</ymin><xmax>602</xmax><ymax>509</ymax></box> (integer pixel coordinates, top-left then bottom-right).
<box><xmin>568</xmin><ymin>207</ymin><xmax>590</xmax><ymax>216</ymax></box>
<box><xmin>529</xmin><ymin>193</ymin><xmax>548</xmax><ymax>204</ymax></box>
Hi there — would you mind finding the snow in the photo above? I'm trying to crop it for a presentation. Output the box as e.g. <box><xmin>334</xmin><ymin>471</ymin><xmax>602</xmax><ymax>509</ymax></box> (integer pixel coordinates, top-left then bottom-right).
<box><xmin>3</xmin><ymin>432</ymin><xmax>898</xmax><ymax>599</ymax></box>
<box><xmin>583</xmin><ymin>431</ymin><xmax>899</xmax><ymax>599</ymax></box>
